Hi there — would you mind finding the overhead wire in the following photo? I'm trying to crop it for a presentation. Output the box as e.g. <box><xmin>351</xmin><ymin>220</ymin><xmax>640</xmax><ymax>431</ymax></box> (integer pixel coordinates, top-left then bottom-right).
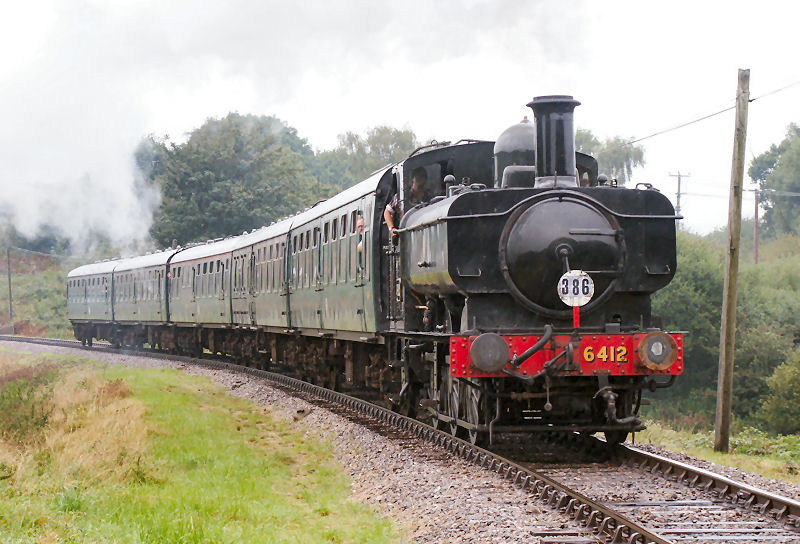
<box><xmin>609</xmin><ymin>76</ymin><xmax>800</xmax><ymax>150</ymax></box>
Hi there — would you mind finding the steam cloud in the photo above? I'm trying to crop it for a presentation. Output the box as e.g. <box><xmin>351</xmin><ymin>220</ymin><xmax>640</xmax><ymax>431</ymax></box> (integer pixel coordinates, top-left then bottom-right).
<box><xmin>0</xmin><ymin>0</ymin><xmax>589</xmax><ymax>254</ymax></box>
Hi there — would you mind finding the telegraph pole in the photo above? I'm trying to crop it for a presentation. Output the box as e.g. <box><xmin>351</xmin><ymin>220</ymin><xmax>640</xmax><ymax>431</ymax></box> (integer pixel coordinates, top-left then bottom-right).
<box><xmin>714</xmin><ymin>69</ymin><xmax>750</xmax><ymax>453</ymax></box>
<box><xmin>6</xmin><ymin>248</ymin><xmax>11</xmax><ymax>322</ymax></box>
<box><xmin>669</xmin><ymin>171</ymin><xmax>690</xmax><ymax>223</ymax></box>
<box><xmin>753</xmin><ymin>189</ymin><xmax>759</xmax><ymax>264</ymax></box>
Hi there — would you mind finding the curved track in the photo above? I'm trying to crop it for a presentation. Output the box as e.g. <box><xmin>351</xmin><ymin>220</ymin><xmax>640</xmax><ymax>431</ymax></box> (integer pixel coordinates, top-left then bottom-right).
<box><xmin>3</xmin><ymin>335</ymin><xmax>799</xmax><ymax>543</ymax></box>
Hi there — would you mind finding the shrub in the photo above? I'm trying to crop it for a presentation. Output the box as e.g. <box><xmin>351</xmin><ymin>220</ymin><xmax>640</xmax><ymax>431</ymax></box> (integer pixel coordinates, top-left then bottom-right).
<box><xmin>0</xmin><ymin>364</ymin><xmax>58</xmax><ymax>441</ymax></box>
<box><xmin>758</xmin><ymin>348</ymin><xmax>800</xmax><ymax>435</ymax></box>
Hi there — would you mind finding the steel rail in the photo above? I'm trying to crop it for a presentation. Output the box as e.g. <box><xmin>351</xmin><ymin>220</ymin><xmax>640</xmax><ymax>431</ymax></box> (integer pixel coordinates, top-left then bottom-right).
<box><xmin>618</xmin><ymin>443</ymin><xmax>800</xmax><ymax>530</ymax></box>
<box><xmin>0</xmin><ymin>334</ymin><xmax>672</xmax><ymax>544</ymax></box>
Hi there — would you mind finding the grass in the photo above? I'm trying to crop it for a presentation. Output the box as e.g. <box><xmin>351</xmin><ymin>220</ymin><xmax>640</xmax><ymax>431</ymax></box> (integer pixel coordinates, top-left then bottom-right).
<box><xmin>633</xmin><ymin>420</ymin><xmax>800</xmax><ymax>485</ymax></box>
<box><xmin>0</xmin><ymin>350</ymin><xmax>400</xmax><ymax>543</ymax></box>
<box><xmin>0</xmin><ymin>268</ymin><xmax>72</xmax><ymax>338</ymax></box>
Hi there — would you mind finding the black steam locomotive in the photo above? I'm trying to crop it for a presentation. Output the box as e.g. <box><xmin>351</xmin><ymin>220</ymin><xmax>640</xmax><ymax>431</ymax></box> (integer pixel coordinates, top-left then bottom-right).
<box><xmin>68</xmin><ymin>95</ymin><xmax>683</xmax><ymax>445</ymax></box>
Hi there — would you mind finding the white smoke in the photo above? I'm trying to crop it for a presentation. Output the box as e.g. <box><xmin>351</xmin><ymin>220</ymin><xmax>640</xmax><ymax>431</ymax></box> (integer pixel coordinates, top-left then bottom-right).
<box><xmin>0</xmin><ymin>0</ymin><xmax>591</xmax><ymax>255</ymax></box>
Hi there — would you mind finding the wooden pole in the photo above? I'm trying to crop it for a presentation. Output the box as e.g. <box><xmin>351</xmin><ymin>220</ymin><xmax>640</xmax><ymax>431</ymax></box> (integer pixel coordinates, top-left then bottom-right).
<box><xmin>714</xmin><ymin>69</ymin><xmax>750</xmax><ymax>453</ymax></box>
<box><xmin>754</xmin><ymin>189</ymin><xmax>759</xmax><ymax>264</ymax></box>
<box><xmin>6</xmin><ymin>247</ymin><xmax>12</xmax><ymax>323</ymax></box>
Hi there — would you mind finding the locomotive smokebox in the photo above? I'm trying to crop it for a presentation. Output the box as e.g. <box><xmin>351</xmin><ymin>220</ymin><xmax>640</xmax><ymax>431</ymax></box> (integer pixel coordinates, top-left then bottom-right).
<box><xmin>527</xmin><ymin>95</ymin><xmax>580</xmax><ymax>188</ymax></box>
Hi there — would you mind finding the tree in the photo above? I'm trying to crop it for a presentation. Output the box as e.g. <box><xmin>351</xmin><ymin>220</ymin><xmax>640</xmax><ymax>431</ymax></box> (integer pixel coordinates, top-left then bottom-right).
<box><xmin>149</xmin><ymin>113</ymin><xmax>331</xmax><ymax>247</ymax></box>
<box><xmin>758</xmin><ymin>348</ymin><xmax>800</xmax><ymax>434</ymax></box>
<box><xmin>575</xmin><ymin>129</ymin><xmax>645</xmax><ymax>184</ymax></box>
<box><xmin>749</xmin><ymin>124</ymin><xmax>800</xmax><ymax>236</ymax></box>
<box><xmin>313</xmin><ymin>126</ymin><xmax>419</xmax><ymax>190</ymax></box>
<box><xmin>650</xmin><ymin>230</ymin><xmax>800</xmax><ymax>428</ymax></box>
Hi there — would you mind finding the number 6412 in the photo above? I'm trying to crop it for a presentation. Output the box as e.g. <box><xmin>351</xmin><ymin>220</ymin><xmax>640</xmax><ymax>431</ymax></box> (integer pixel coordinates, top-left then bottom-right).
<box><xmin>583</xmin><ymin>345</ymin><xmax>628</xmax><ymax>363</ymax></box>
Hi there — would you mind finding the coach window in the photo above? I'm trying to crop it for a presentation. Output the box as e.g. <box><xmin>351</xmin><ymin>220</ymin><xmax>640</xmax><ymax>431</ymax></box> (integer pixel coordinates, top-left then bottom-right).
<box><xmin>351</xmin><ymin>210</ymin><xmax>357</xmax><ymax>234</ymax></box>
<box><xmin>341</xmin><ymin>214</ymin><xmax>347</xmax><ymax>238</ymax></box>
<box><xmin>332</xmin><ymin>218</ymin><xmax>338</xmax><ymax>241</ymax></box>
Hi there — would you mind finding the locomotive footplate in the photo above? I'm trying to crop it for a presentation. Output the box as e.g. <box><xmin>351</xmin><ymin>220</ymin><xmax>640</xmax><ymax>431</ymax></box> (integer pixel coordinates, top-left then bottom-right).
<box><xmin>450</xmin><ymin>331</ymin><xmax>684</xmax><ymax>379</ymax></box>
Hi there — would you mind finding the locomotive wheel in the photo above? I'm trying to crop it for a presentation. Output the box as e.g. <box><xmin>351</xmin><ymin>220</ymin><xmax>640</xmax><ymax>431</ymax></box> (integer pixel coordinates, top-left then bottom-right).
<box><xmin>448</xmin><ymin>376</ymin><xmax>459</xmax><ymax>436</ymax></box>
<box><xmin>431</xmin><ymin>372</ymin><xmax>447</xmax><ymax>431</ymax></box>
<box><xmin>466</xmin><ymin>386</ymin><xmax>487</xmax><ymax>447</ymax></box>
<box><xmin>395</xmin><ymin>367</ymin><xmax>418</xmax><ymax>418</ymax></box>
<box><xmin>448</xmin><ymin>377</ymin><xmax>466</xmax><ymax>439</ymax></box>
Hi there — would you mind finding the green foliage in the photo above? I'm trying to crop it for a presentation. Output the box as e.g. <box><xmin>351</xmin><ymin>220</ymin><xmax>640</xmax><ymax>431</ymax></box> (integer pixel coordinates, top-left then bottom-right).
<box><xmin>0</xmin><ymin>266</ymin><xmax>72</xmax><ymax>338</ymax></box>
<box><xmin>147</xmin><ymin>115</ymin><xmax>421</xmax><ymax>246</ymax></box>
<box><xmin>575</xmin><ymin>129</ymin><xmax>645</xmax><ymax>184</ymax></box>
<box><xmin>758</xmin><ymin>348</ymin><xmax>800</xmax><ymax>434</ymax></box>
<box><xmin>313</xmin><ymin>126</ymin><xmax>419</xmax><ymax>190</ymax></box>
<box><xmin>149</xmin><ymin>113</ymin><xmax>333</xmax><ymax>247</ymax></box>
<box><xmin>0</xmin><ymin>364</ymin><xmax>58</xmax><ymax>441</ymax></box>
<box><xmin>54</xmin><ymin>485</ymin><xmax>84</xmax><ymax>513</ymax></box>
<box><xmin>638</xmin><ymin>421</ymin><xmax>800</xmax><ymax>481</ymax></box>
<box><xmin>652</xmin><ymin>232</ymin><xmax>724</xmax><ymax>393</ymax></box>
<box><xmin>750</xmin><ymin>123</ymin><xmax>800</xmax><ymax>237</ymax></box>
<box><xmin>0</xmin><ymin>221</ymin><xmax>72</xmax><ymax>256</ymax></box>
<box><xmin>652</xmin><ymin>231</ymin><xmax>800</xmax><ymax>428</ymax></box>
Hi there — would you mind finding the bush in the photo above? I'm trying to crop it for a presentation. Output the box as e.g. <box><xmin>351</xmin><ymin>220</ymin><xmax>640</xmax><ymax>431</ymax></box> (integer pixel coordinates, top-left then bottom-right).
<box><xmin>758</xmin><ymin>348</ymin><xmax>800</xmax><ymax>434</ymax></box>
<box><xmin>0</xmin><ymin>364</ymin><xmax>58</xmax><ymax>441</ymax></box>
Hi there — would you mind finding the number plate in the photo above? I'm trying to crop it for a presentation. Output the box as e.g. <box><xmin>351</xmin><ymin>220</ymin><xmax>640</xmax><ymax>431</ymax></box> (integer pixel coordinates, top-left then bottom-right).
<box><xmin>557</xmin><ymin>270</ymin><xmax>594</xmax><ymax>307</ymax></box>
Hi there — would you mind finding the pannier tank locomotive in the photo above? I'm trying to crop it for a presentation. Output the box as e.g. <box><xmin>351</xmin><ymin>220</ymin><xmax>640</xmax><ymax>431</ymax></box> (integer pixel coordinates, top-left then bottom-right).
<box><xmin>67</xmin><ymin>94</ymin><xmax>683</xmax><ymax>445</ymax></box>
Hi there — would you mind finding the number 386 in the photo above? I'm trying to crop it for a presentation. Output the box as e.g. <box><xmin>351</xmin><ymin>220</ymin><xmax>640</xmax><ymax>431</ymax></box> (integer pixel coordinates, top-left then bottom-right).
<box><xmin>561</xmin><ymin>277</ymin><xmax>591</xmax><ymax>296</ymax></box>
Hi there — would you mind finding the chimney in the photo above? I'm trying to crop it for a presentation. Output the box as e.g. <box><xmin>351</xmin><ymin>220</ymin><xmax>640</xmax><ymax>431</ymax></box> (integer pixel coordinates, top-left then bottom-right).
<box><xmin>527</xmin><ymin>95</ymin><xmax>580</xmax><ymax>188</ymax></box>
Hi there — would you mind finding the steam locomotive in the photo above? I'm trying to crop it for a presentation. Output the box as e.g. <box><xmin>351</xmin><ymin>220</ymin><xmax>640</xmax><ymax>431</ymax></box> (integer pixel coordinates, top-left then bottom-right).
<box><xmin>67</xmin><ymin>95</ymin><xmax>683</xmax><ymax>445</ymax></box>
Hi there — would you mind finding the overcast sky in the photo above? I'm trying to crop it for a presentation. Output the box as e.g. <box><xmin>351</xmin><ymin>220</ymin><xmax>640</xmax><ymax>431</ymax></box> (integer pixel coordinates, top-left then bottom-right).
<box><xmin>2</xmin><ymin>0</ymin><xmax>799</xmax><ymax>250</ymax></box>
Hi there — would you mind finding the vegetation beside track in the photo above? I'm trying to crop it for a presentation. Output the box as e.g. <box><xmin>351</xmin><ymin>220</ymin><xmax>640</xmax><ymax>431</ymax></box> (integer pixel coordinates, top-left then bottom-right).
<box><xmin>0</xmin><ymin>350</ymin><xmax>399</xmax><ymax>543</ymax></box>
<box><xmin>634</xmin><ymin>420</ymin><xmax>800</xmax><ymax>485</ymax></box>
<box><xmin>0</xmin><ymin>266</ymin><xmax>72</xmax><ymax>339</ymax></box>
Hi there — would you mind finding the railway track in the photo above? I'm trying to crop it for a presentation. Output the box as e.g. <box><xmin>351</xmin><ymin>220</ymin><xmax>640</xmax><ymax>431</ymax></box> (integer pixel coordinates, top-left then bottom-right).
<box><xmin>3</xmin><ymin>334</ymin><xmax>800</xmax><ymax>543</ymax></box>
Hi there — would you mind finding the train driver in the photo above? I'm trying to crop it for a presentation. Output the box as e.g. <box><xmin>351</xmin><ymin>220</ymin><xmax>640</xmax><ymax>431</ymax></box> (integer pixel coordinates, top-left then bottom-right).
<box><xmin>384</xmin><ymin>167</ymin><xmax>427</xmax><ymax>242</ymax></box>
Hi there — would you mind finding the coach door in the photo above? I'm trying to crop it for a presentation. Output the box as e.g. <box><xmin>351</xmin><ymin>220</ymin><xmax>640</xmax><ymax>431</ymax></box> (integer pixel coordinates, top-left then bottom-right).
<box><xmin>218</xmin><ymin>259</ymin><xmax>226</xmax><ymax>301</ymax></box>
<box><xmin>156</xmin><ymin>270</ymin><xmax>163</xmax><ymax>318</ymax></box>
<box><xmin>280</xmin><ymin>235</ymin><xmax>292</xmax><ymax>328</ymax></box>
<box><xmin>248</xmin><ymin>249</ymin><xmax>257</xmax><ymax>325</ymax></box>
<box><xmin>313</xmin><ymin>224</ymin><xmax>324</xmax><ymax>329</ymax></box>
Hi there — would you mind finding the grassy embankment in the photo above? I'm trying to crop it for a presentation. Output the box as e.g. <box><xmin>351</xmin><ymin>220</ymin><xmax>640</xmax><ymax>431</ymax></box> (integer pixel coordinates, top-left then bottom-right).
<box><xmin>0</xmin><ymin>267</ymin><xmax>72</xmax><ymax>338</ymax></box>
<box><xmin>633</xmin><ymin>420</ymin><xmax>800</xmax><ymax>485</ymax></box>
<box><xmin>0</xmin><ymin>349</ymin><xmax>399</xmax><ymax>543</ymax></box>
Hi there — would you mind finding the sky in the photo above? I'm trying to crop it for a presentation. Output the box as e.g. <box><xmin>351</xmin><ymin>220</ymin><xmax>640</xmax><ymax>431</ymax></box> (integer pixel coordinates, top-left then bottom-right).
<box><xmin>1</xmin><ymin>0</ymin><xmax>799</xmax><ymax>251</ymax></box>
